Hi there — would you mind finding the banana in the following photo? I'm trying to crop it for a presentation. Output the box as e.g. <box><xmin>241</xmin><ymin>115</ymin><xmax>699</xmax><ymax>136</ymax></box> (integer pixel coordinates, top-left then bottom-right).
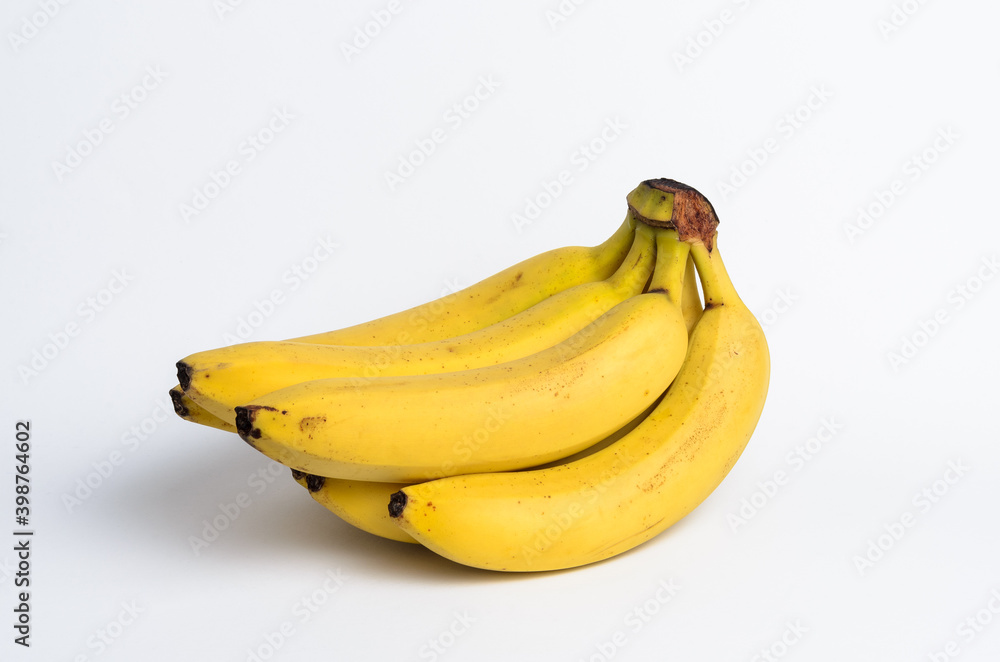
<box><xmin>289</xmin><ymin>216</ymin><xmax>636</xmax><ymax>345</ymax></box>
<box><xmin>231</xmin><ymin>227</ymin><xmax>691</xmax><ymax>482</ymax></box>
<box><xmin>680</xmin><ymin>254</ymin><xmax>702</xmax><ymax>334</ymax></box>
<box><xmin>387</xmin><ymin>180</ymin><xmax>770</xmax><ymax>572</ymax></box>
<box><xmin>289</xmin><ymin>394</ymin><xmax>663</xmax><ymax>544</ymax></box>
<box><xmin>176</xmin><ymin>223</ymin><xmax>658</xmax><ymax>424</ymax></box>
<box><xmin>292</xmin><ymin>470</ymin><xmax>417</xmax><ymax>544</ymax></box>
<box><xmin>169</xmin><ymin>386</ymin><xmax>237</xmax><ymax>433</ymax></box>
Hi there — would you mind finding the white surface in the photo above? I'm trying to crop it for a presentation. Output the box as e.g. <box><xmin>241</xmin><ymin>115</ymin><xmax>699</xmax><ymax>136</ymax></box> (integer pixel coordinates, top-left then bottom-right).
<box><xmin>3</xmin><ymin>1</ymin><xmax>1000</xmax><ymax>660</ymax></box>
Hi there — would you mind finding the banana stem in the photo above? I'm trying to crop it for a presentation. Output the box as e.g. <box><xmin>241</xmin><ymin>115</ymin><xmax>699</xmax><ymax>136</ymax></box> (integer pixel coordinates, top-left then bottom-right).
<box><xmin>606</xmin><ymin>219</ymin><xmax>655</xmax><ymax>289</ymax></box>
<box><xmin>591</xmin><ymin>215</ymin><xmax>636</xmax><ymax>264</ymax></box>
<box><xmin>647</xmin><ymin>230</ymin><xmax>690</xmax><ymax>305</ymax></box>
<box><xmin>689</xmin><ymin>239</ymin><xmax>741</xmax><ymax>307</ymax></box>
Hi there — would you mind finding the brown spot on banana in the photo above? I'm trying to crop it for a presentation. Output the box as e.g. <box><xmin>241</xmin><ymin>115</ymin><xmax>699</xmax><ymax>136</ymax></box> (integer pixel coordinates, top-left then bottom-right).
<box><xmin>299</xmin><ymin>416</ymin><xmax>327</xmax><ymax>434</ymax></box>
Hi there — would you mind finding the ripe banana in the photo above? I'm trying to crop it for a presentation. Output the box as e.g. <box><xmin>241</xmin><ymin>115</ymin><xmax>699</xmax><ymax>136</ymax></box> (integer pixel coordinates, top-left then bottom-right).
<box><xmin>289</xmin><ymin>394</ymin><xmax>663</xmax><ymax>544</ymax></box>
<box><xmin>289</xmin><ymin>216</ymin><xmax>637</xmax><ymax>345</ymax></box>
<box><xmin>169</xmin><ymin>177</ymin><xmax>765</xmax><ymax>575</ymax></box>
<box><xmin>176</xmin><ymin>223</ymin><xmax>658</xmax><ymax>424</ymax></box>
<box><xmin>292</xmin><ymin>470</ymin><xmax>417</xmax><ymax>544</ymax></box>
<box><xmin>169</xmin><ymin>386</ymin><xmax>236</xmax><ymax>433</ymax></box>
<box><xmin>232</xmin><ymin>229</ymin><xmax>691</xmax><ymax>482</ymax></box>
<box><xmin>388</xmin><ymin>180</ymin><xmax>770</xmax><ymax>572</ymax></box>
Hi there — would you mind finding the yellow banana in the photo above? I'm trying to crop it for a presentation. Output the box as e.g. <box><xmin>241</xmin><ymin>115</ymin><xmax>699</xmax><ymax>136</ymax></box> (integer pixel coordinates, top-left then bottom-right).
<box><xmin>292</xmin><ymin>470</ymin><xmax>417</xmax><ymax>544</ymax></box>
<box><xmin>289</xmin><ymin>394</ymin><xmax>663</xmax><ymax>544</ymax></box>
<box><xmin>171</xmin><ymin>257</ymin><xmax>697</xmax><ymax>433</ymax></box>
<box><xmin>176</xmin><ymin>223</ymin><xmax>658</xmax><ymax>424</ymax></box>
<box><xmin>388</xmin><ymin>180</ymin><xmax>770</xmax><ymax>572</ymax></box>
<box><xmin>169</xmin><ymin>386</ymin><xmax>237</xmax><ymax>433</ymax></box>
<box><xmin>680</xmin><ymin>254</ymin><xmax>702</xmax><ymax>334</ymax></box>
<box><xmin>232</xmin><ymin>228</ymin><xmax>690</xmax><ymax>482</ymax></box>
<box><xmin>289</xmin><ymin>217</ymin><xmax>636</xmax><ymax>345</ymax></box>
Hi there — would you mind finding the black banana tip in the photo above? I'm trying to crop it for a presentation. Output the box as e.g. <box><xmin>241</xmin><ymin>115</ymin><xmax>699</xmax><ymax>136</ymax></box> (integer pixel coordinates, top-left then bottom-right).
<box><xmin>176</xmin><ymin>361</ymin><xmax>193</xmax><ymax>391</ymax></box>
<box><xmin>234</xmin><ymin>406</ymin><xmax>259</xmax><ymax>443</ymax></box>
<box><xmin>290</xmin><ymin>469</ymin><xmax>324</xmax><ymax>492</ymax></box>
<box><xmin>387</xmin><ymin>491</ymin><xmax>407</xmax><ymax>518</ymax></box>
<box><xmin>305</xmin><ymin>474</ymin><xmax>326</xmax><ymax>492</ymax></box>
<box><xmin>169</xmin><ymin>388</ymin><xmax>189</xmax><ymax>417</ymax></box>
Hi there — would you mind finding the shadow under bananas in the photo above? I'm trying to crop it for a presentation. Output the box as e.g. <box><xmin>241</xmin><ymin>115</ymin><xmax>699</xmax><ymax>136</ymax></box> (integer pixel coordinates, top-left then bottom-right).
<box><xmin>103</xmin><ymin>427</ymin><xmax>555</xmax><ymax>585</ymax></box>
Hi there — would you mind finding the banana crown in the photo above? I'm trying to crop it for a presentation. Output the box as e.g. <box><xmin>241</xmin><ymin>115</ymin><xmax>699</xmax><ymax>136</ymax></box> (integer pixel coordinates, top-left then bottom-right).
<box><xmin>627</xmin><ymin>179</ymin><xmax>720</xmax><ymax>251</ymax></box>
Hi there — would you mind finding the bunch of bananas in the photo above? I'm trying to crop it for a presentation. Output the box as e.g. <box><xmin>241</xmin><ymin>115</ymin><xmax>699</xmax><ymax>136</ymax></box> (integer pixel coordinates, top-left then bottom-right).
<box><xmin>170</xmin><ymin>178</ymin><xmax>769</xmax><ymax>572</ymax></box>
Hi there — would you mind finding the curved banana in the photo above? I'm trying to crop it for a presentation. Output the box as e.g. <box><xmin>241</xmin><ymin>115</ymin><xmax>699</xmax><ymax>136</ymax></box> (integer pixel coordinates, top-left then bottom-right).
<box><xmin>172</xmin><ymin>263</ymin><xmax>700</xmax><ymax>432</ymax></box>
<box><xmin>289</xmin><ymin>394</ymin><xmax>663</xmax><ymax>544</ymax></box>
<box><xmin>292</xmin><ymin>470</ymin><xmax>417</xmax><ymax>544</ymax></box>
<box><xmin>232</xmin><ymin>229</ymin><xmax>690</xmax><ymax>482</ymax></box>
<box><xmin>176</xmin><ymin>223</ymin><xmax>658</xmax><ymax>424</ymax></box>
<box><xmin>388</xmin><ymin>180</ymin><xmax>770</xmax><ymax>572</ymax></box>
<box><xmin>169</xmin><ymin>386</ymin><xmax>237</xmax><ymax>433</ymax></box>
<box><xmin>289</xmin><ymin>217</ymin><xmax>636</xmax><ymax>345</ymax></box>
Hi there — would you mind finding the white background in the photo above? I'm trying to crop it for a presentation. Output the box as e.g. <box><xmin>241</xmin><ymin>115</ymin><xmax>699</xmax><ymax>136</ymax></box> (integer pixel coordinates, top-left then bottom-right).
<box><xmin>3</xmin><ymin>1</ymin><xmax>1000</xmax><ymax>660</ymax></box>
